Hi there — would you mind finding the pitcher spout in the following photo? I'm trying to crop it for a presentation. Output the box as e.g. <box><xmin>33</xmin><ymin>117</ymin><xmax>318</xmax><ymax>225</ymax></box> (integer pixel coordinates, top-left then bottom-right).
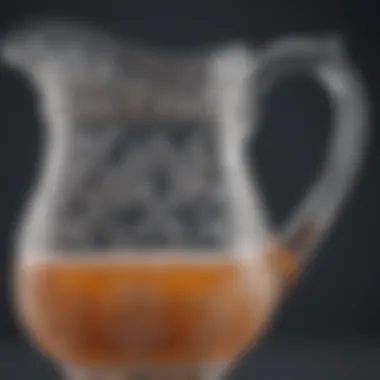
<box><xmin>1</xmin><ymin>18</ymin><xmax>210</xmax><ymax>122</ymax></box>
<box><xmin>1</xmin><ymin>20</ymin><xmax>45</xmax><ymax>72</ymax></box>
<box><xmin>1</xmin><ymin>18</ymin><xmax>120</xmax><ymax>83</ymax></box>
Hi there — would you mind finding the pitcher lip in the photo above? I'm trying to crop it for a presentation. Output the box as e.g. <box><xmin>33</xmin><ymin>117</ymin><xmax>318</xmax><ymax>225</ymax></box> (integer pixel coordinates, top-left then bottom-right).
<box><xmin>0</xmin><ymin>16</ymin><xmax>251</xmax><ymax>67</ymax></box>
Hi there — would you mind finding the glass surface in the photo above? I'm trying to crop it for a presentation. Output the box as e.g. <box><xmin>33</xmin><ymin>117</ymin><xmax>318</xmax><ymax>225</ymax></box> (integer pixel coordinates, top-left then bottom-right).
<box><xmin>2</xmin><ymin>19</ymin><xmax>369</xmax><ymax>380</ymax></box>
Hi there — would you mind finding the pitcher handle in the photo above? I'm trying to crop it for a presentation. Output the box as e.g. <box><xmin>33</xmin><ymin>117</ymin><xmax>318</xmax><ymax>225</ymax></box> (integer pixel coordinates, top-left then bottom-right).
<box><xmin>252</xmin><ymin>36</ymin><xmax>369</xmax><ymax>267</ymax></box>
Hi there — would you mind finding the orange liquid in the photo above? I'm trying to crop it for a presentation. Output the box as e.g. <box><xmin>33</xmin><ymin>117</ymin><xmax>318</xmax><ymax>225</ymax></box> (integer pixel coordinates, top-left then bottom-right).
<box><xmin>14</xmin><ymin>246</ymin><xmax>296</xmax><ymax>367</ymax></box>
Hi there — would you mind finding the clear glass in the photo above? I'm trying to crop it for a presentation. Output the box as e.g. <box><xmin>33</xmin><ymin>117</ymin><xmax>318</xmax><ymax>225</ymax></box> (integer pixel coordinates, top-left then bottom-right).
<box><xmin>1</xmin><ymin>19</ymin><xmax>369</xmax><ymax>380</ymax></box>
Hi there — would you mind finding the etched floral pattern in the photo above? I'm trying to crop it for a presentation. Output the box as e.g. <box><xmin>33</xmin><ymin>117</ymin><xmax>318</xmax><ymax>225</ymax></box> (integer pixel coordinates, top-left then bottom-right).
<box><xmin>50</xmin><ymin>121</ymin><xmax>226</xmax><ymax>252</ymax></box>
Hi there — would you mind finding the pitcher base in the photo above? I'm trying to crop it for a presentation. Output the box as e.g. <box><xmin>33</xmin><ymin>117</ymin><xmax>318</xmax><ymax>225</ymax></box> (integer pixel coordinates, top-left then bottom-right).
<box><xmin>63</xmin><ymin>362</ymin><xmax>229</xmax><ymax>380</ymax></box>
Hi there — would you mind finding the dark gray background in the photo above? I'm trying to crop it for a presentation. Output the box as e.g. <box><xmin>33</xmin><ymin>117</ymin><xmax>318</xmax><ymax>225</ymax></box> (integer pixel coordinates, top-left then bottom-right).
<box><xmin>1</xmin><ymin>0</ymin><xmax>380</xmax><ymax>378</ymax></box>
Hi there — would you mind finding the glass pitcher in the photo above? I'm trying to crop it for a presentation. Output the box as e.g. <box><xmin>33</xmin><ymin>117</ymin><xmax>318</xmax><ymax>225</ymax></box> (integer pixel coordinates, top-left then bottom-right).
<box><xmin>1</xmin><ymin>19</ymin><xmax>368</xmax><ymax>380</ymax></box>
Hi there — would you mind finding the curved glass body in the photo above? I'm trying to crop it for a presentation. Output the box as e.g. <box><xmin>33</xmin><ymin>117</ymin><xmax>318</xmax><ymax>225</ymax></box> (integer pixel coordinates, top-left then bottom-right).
<box><xmin>2</xmin><ymin>19</ymin><xmax>368</xmax><ymax>380</ymax></box>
